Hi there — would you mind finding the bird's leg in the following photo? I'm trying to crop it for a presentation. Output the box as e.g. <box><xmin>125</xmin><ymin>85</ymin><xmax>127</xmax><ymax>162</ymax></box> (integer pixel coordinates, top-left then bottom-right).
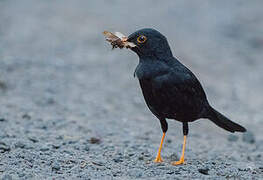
<box><xmin>171</xmin><ymin>122</ymin><xmax>188</xmax><ymax>165</ymax></box>
<box><xmin>171</xmin><ymin>135</ymin><xmax>186</xmax><ymax>165</ymax></box>
<box><xmin>154</xmin><ymin>133</ymin><xmax>165</xmax><ymax>163</ymax></box>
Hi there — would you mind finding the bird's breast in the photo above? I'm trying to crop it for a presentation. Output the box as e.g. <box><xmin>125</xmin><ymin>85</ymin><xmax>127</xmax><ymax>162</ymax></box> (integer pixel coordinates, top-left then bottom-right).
<box><xmin>134</xmin><ymin>60</ymin><xmax>170</xmax><ymax>80</ymax></box>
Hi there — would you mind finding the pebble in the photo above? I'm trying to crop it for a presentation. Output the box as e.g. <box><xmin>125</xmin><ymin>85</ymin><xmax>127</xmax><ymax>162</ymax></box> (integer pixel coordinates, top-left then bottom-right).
<box><xmin>92</xmin><ymin>160</ymin><xmax>105</xmax><ymax>166</ymax></box>
<box><xmin>128</xmin><ymin>152</ymin><xmax>134</xmax><ymax>157</ymax></box>
<box><xmin>84</xmin><ymin>145</ymin><xmax>90</xmax><ymax>151</ymax></box>
<box><xmin>198</xmin><ymin>167</ymin><xmax>209</xmax><ymax>175</ymax></box>
<box><xmin>52</xmin><ymin>162</ymin><xmax>61</xmax><ymax>171</ymax></box>
<box><xmin>14</xmin><ymin>141</ymin><xmax>26</xmax><ymax>149</ymax></box>
<box><xmin>113</xmin><ymin>156</ymin><xmax>123</xmax><ymax>163</ymax></box>
<box><xmin>166</xmin><ymin>139</ymin><xmax>172</xmax><ymax>143</ymax></box>
<box><xmin>138</xmin><ymin>156</ymin><xmax>144</xmax><ymax>160</ymax></box>
<box><xmin>28</xmin><ymin>136</ymin><xmax>39</xmax><ymax>143</ymax></box>
<box><xmin>166</xmin><ymin>171</ymin><xmax>174</xmax><ymax>175</ymax></box>
<box><xmin>73</xmin><ymin>145</ymin><xmax>80</xmax><ymax>150</ymax></box>
<box><xmin>0</xmin><ymin>118</ymin><xmax>6</xmax><ymax>122</ymax></box>
<box><xmin>39</xmin><ymin>146</ymin><xmax>49</xmax><ymax>152</ymax></box>
<box><xmin>0</xmin><ymin>81</ymin><xmax>7</xmax><ymax>90</ymax></box>
<box><xmin>22</xmin><ymin>114</ymin><xmax>31</xmax><ymax>120</ymax></box>
<box><xmin>242</xmin><ymin>131</ymin><xmax>255</xmax><ymax>144</ymax></box>
<box><xmin>238</xmin><ymin>167</ymin><xmax>250</xmax><ymax>172</ymax></box>
<box><xmin>63</xmin><ymin>150</ymin><xmax>74</xmax><ymax>155</ymax></box>
<box><xmin>88</xmin><ymin>137</ymin><xmax>101</xmax><ymax>144</ymax></box>
<box><xmin>169</xmin><ymin>153</ymin><xmax>179</xmax><ymax>161</ymax></box>
<box><xmin>18</xmin><ymin>172</ymin><xmax>26</xmax><ymax>178</ymax></box>
<box><xmin>68</xmin><ymin>140</ymin><xmax>78</xmax><ymax>144</ymax></box>
<box><xmin>0</xmin><ymin>142</ymin><xmax>10</xmax><ymax>153</ymax></box>
<box><xmin>46</xmin><ymin>97</ymin><xmax>55</xmax><ymax>105</ymax></box>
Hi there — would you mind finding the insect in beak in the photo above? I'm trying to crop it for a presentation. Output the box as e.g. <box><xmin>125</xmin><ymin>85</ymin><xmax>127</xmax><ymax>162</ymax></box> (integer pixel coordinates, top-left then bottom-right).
<box><xmin>103</xmin><ymin>31</ymin><xmax>136</xmax><ymax>49</ymax></box>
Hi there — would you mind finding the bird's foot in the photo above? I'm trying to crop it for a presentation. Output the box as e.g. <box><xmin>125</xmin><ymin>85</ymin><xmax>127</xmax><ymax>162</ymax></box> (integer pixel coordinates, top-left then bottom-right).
<box><xmin>171</xmin><ymin>135</ymin><xmax>187</xmax><ymax>166</ymax></box>
<box><xmin>154</xmin><ymin>133</ymin><xmax>165</xmax><ymax>163</ymax></box>
<box><xmin>171</xmin><ymin>158</ymin><xmax>185</xmax><ymax>166</ymax></box>
<box><xmin>154</xmin><ymin>155</ymin><xmax>163</xmax><ymax>163</ymax></box>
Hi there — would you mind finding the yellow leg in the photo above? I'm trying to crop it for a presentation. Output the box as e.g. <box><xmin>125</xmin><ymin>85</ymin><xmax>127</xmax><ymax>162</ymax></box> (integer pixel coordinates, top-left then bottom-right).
<box><xmin>154</xmin><ymin>133</ymin><xmax>165</xmax><ymax>163</ymax></box>
<box><xmin>171</xmin><ymin>135</ymin><xmax>187</xmax><ymax>165</ymax></box>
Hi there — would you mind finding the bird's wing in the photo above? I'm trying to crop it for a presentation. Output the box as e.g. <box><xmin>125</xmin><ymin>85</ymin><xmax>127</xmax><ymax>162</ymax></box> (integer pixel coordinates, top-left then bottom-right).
<box><xmin>152</xmin><ymin>70</ymin><xmax>206</xmax><ymax>97</ymax></box>
<box><xmin>151</xmin><ymin>70</ymin><xmax>207</xmax><ymax>118</ymax></box>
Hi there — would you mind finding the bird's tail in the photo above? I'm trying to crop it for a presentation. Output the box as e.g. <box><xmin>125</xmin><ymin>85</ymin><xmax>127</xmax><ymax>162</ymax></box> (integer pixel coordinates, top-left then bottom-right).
<box><xmin>208</xmin><ymin>107</ymin><xmax>246</xmax><ymax>133</ymax></box>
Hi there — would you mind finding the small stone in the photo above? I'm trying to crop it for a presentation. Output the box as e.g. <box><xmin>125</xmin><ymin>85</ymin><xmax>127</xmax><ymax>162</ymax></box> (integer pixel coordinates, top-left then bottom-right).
<box><xmin>56</xmin><ymin>135</ymin><xmax>63</xmax><ymax>140</ymax></box>
<box><xmin>73</xmin><ymin>145</ymin><xmax>80</xmax><ymax>150</ymax></box>
<box><xmin>46</xmin><ymin>97</ymin><xmax>55</xmax><ymax>105</ymax></box>
<box><xmin>39</xmin><ymin>146</ymin><xmax>49</xmax><ymax>152</ymax></box>
<box><xmin>92</xmin><ymin>160</ymin><xmax>105</xmax><ymax>166</ymax></box>
<box><xmin>113</xmin><ymin>156</ymin><xmax>123</xmax><ymax>163</ymax></box>
<box><xmin>198</xmin><ymin>168</ymin><xmax>209</xmax><ymax>175</ymax></box>
<box><xmin>242</xmin><ymin>131</ymin><xmax>255</xmax><ymax>144</ymax></box>
<box><xmin>0</xmin><ymin>118</ymin><xmax>6</xmax><ymax>122</ymax></box>
<box><xmin>28</xmin><ymin>136</ymin><xmax>39</xmax><ymax>143</ymax></box>
<box><xmin>247</xmin><ymin>156</ymin><xmax>252</xmax><ymax>161</ymax></box>
<box><xmin>80</xmin><ymin>161</ymin><xmax>87</xmax><ymax>168</ymax></box>
<box><xmin>18</xmin><ymin>172</ymin><xmax>26</xmax><ymax>178</ymax></box>
<box><xmin>0</xmin><ymin>81</ymin><xmax>7</xmax><ymax>90</ymax></box>
<box><xmin>166</xmin><ymin>171</ymin><xmax>174</xmax><ymax>175</ymax></box>
<box><xmin>84</xmin><ymin>145</ymin><xmax>89</xmax><ymax>151</ymax></box>
<box><xmin>52</xmin><ymin>162</ymin><xmax>61</xmax><ymax>171</ymax></box>
<box><xmin>238</xmin><ymin>167</ymin><xmax>250</xmax><ymax>171</ymax></box>
<box><xmin>128</xmin><ymin>152</ymin><xmax>134</xmax><ymax>157</ymax></box>
<box><xmin>166</xmin><ymin>139</ymin><xmax>172</xmax><ymax>143</ymax></box>
<box><xmin>169</xmin><ymin>153</ymin><xmax>179</xmax><ymax>161</ymax></box>
<box><xmin>88</xmin><ymin>137</ymin><xmax>101</xmax><ymax>144</ymax></box>
<box><xmin>63</xmin><ymin>150</ymin><xmax>73</xmax><ymax>155</ymax></box>
<box><xmin>52</xmin><ymin>143</ymin><xmax>61</xmax><ymax>149</ymax></box>
<box><xmin>22</xmin><ymin>114</ymin><xmax>31</xmax><ymax>120</ymax></box>
<box><xmin>39</xmin><ymin>125</ymin><xmax>47</xmax><ymax>130</ymax></box>
<box><xmin>68</xmin><ymin>140</ymin><xmax>78</xmax><ymax>144</ymax></box>
<box><xmin>0</xmin><ymin>142</ymin><xmax>10</xmax><ymax>153</ymax></box>
<box><xmin>138</xmin><ymin>156</ymin><xmax>144</xmax><ymax>160</ymax></box>
<box><xmin>228</xmin><ymin>134</ymin><xmax>238</xmax><ymax>142</ymax></box>
<box><xmin>14</xmin><ymin>141</ymin><xmax>26</xmax><ymax>149</ymax></box>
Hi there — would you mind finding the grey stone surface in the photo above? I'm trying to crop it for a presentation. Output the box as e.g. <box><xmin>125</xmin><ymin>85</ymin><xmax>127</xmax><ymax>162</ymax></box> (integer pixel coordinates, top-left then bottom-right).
<box><xmin>228</xmin><ymin>134</ymin><xmax>238</xmax><ymax>142</ymax></box>
<box><xmin>0</xmin><ymin>0</ymin><xmax>262</xmax><ymax>179</ymax></box>
<box><xmin>242</xmin><ymin>131</ymin><xmax>256</xmax><ymax>144</ymax></box>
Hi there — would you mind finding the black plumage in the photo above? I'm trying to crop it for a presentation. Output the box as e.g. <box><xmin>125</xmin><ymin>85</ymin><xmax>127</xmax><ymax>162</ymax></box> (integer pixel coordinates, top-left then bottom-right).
<box><xmin>126</xmin><ymin>28</ymin><xmax>246</xmax><ymax>165</ymax></box>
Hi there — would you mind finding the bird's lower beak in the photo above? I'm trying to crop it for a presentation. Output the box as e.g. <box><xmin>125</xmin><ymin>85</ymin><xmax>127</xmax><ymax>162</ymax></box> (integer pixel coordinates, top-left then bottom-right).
<box><xmin>122</xmin><ymin>37</ymin><xmax>136</xmax><ymax>49</ymax></box>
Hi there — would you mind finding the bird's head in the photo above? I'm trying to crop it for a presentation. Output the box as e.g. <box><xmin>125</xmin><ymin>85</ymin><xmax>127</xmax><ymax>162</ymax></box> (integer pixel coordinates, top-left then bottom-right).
<box><xmin>126</xmin><ymin>28</ymin><xmax>173</xmax><ymax>59</ymax></box>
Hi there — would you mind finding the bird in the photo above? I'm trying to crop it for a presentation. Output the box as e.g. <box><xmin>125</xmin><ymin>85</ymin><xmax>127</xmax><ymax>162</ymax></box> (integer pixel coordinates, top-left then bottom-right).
<box><xmin>121</xmin><ymin>28</ymin><xmax>246</xmax><ymax>165</ymax></box>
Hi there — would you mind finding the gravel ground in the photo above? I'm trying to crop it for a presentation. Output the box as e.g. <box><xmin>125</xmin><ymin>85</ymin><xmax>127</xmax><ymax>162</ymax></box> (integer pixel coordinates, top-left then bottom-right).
<box><xmin>0</xmin><ymin>0</ymin><xmax>263</xmax><ymax>179</ymax></box>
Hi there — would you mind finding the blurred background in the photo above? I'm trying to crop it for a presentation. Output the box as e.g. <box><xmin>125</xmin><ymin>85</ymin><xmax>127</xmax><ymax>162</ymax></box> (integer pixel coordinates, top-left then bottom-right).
<box><xmin>0</xmin><ymin>0</ymin><xmax>262</xmax><ymax>179</ymax></box>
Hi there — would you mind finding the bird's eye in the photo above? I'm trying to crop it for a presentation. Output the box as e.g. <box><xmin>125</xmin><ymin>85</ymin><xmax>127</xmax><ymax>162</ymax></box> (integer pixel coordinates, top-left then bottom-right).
<box><xmin>137</xmin><ymin>35</ymin><xmax>147</xmax><ymax>43</ymax></box>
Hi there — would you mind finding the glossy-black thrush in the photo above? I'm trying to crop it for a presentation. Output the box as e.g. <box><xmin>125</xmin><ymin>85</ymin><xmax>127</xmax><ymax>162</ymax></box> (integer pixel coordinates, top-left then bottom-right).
<box><xmin>111</xmin><ymin>28</ymin><xmax>246</xmax><ymax>165</ymax></box>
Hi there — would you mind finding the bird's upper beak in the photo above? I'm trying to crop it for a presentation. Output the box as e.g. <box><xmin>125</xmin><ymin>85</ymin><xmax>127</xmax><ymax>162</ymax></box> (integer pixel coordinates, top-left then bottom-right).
<box><xmin>122</xmin><ymin>37</ymin><xmax>128</xmax><ymax>42</ymax></box>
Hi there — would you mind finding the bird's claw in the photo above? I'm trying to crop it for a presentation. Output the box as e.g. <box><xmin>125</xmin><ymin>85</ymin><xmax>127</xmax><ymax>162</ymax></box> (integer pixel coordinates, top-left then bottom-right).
<box><xmin>171</xmin><ymin>159</ymin><xmax>185</xmax><ymax>166</ymax></box>
<box><xmin>154</xmin><ymin>156</ymin><xmax>163</xmax><ymax>163</ymax></box>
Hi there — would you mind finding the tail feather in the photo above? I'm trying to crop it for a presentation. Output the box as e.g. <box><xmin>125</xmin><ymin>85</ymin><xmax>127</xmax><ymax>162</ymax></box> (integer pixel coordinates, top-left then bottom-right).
<box><xmin>208</xmin><ymin>107</ymin><xmax>246</xmax><ymax>133</ymax></box>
